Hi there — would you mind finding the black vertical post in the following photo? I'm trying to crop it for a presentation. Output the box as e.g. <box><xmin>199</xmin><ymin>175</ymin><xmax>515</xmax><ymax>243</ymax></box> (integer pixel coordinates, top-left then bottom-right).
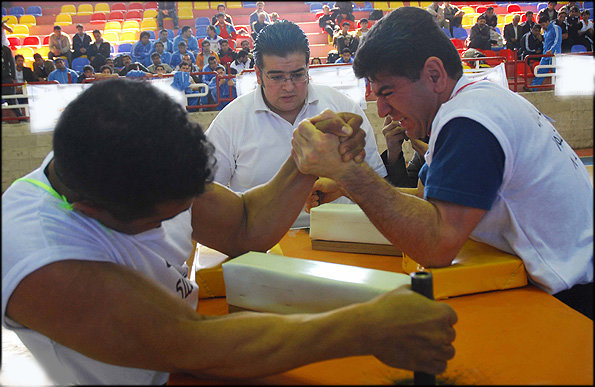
<box><xmin>410</xmin><ymin>271</ymin><xmax>436</xmax><ymax>386</ymax></box>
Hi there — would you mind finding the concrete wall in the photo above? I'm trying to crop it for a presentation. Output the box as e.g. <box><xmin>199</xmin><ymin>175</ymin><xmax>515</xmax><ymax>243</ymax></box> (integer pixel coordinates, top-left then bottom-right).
<box><xmin>2</xmin><ymin>91</ymin><xmax>593</xmax><ymax>192</ymax></box>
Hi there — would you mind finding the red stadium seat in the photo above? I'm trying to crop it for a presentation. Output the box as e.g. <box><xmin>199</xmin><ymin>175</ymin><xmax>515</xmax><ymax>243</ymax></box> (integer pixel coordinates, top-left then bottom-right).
<box><xmin>476</xmin><ymin>6</ymin><xmax>488</xmax><ymax>13</ymax></box>
<box><xmin>111</xmin><ymin>3</ymin><xmax>127</xmax><ymax>12</ymax></box>
<box><xmin>507</xmin><ymin>4</ymin><xmax>522</xmax><ymax>13</ymax></box>
<box><xmin>128</xmin><ymin>3</ymin><xmax>144</xmax><ymax>11</ymax></box>
<box><xmin>22</xmin><ymin>36</ymin><xmax>41</xmax><ymax>47</ymax></box>
<box><xmin>90</xmin><ymin>12</ymin><xmax>107</xmax><ymax>24</ymax></box>
<box><xmin>450</xmin><ymin>38</ymin><xmax>465</xmax><ymax>49</ymax></box>
<box><xmin>8</xmin><ymin>36</ymin><xmax>21</xmax><ymax>49</ymax></box>
<box><xmin>42</xmin><ymin>35</ymin><xmax>51</xmax><ymax>45</ymax></box>
<box><xmin>108</xmin><ymin>11</ymin><xmax>125</xmax><ymax>22</ymax></box>
<box><xmin>498</xmin><ymin>48</ymin><xmax>517</xmax><ymax>61</ymax></box>
<box><xmin>125</xmin><ymin>9</ymin><xmax>142</xmax><ymax>21</ymax></box>
<box><xmin>144</xmin><ymin>2</ymin><xmax>158</xmax><ymax>10</ymax></box>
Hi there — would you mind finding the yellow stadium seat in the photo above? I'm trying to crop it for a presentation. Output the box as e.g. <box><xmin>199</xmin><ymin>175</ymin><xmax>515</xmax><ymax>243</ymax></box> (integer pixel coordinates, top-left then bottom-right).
<box><xmin>9</xmin><ymin>24</ymin><xmax>29</xmax><ymax>38</ymax></box>
<box><xmin>178</xmin><ymin>8</ymin><xmax>194</xmax><ymax>20</ymax></box>
<box><xmin>16</xmin><ymin>46</ymin><xmax>35</xmax><ymax>61</ymax></box>
<box><xmin>418</xmin><ymin>1</ymin><xmax>433</xmax><ymax>7</ymax></box>
<box><xmin>462</xmin><ymin>13</ymin><xmax>478</xmax><ymax>28</ymax></box>
<box><xmin>122</xmin><ymin>20</ymin><xmax>140</xmax><ymax>31</ymax></box>
<box><xmin>119</xmin><ymin>31</ymin><xmax>138</xmax><ymax>43</ymax></box>
<box><xmin>60</xmin><ymin>4</ymin><xmax>77</xmax><ymax>15</ymax></box>
<box><xmin>102</xmin><ymin>32</ymin><xmax>119</xmax><ymax>44</ymax></box>
<box><xmin>194</xmin><ymin>2</ymin><xmax>211</xmax><ymax>10</ymax></box>
<box><xmin>104</xmin><ymin>21</ymin><xmax>122</xmax><ymax>32</ymax></box>
<box><xmin>36</xmin><ymin>46</ymin><xmax>51</xmax><ymax>59</ymax></box>
<box><xmin>210</xmin><ymin>2</ymin><xmax>220</xmax><ymax>9</ymax></box>
<box><xmin>373</xmin><ymin>2</ymin><xmax>391</xmax><ymax>11</ymax></box>
<box><xmin>19</xmin><ymin>15</ymin><xmax>36</xmax><ymax>26</ymax></box>
<box><xmin>505</xmin><ymin>14</ymin><xmax>516</xmax><ymax>24</ymax></box>
<box><xmin>141</xmin><ymin>18</ymin><xmax>158</xmax><ymax>30</ymax></box>
<box><xmin>226</xmin><ymin>2</ymin><xmax>242</xmax><ymax>8</ymax></box>
<box><xmin>3</xmin><ymin>15</ymin><xmax>19</xmax><ymax>26</ymax></box>
<box><xmin>461</xmin><ymin>6</ymin><xmax>476</xmax><ymax>14</ymax></box>
<box><xmin>94</xmin><ymin>3</ymin><xmax>111</xmax><ymax>14</ymax></box>
<box><xmin>55</xmin><ymin>14</ymin><xmax>72</xmax><ymax>26</ymax></box>
<box><xmin>143</xmin><ymin>9</ymin><xmax>158</xmax><ymax>19</ymax></box>
<box><xmin>389</xmin><ymin>1</ymin><xmax>405</xmax><ymax>9</ymax></box>
<box><xmin>78</xmin><ymin>4</ymin><xmax>94</xmax><ymax>15</ymax></box>
<box><xmin>178</xmin><ymin>2</ymin><xmax>193</xmax><ymax>9</ymax></box>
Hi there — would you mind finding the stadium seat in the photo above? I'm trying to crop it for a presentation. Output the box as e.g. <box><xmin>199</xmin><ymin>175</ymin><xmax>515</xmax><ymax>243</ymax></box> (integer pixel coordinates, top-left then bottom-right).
<box><xmin>108</xmin><ymin>11</ymin><xmax>125</xmax><ymax>22</ymax></box>
<box><xmin>373</xmin><ymin>2</ymin><xmax>391</xmax><ymax>11</ymax></box>
<box><xmin>55</xmin><ymin>14</ymin><xmax>72</xmax><ymax>26</ymax></box>
<box><xmin>77</xmin><ymin>4</ymin><xmax>93</xmax><ymax>15</ymax></box>
<box><xmin>242</xmin><ymin>1</ymin><xmax>258</xmax><ymax>7</ymax></box>
<box><xmin>498</xmin><ymin>48</ymin><xmax>516</xmax><ymax>61</ymax></box>
<box><xmin>461</xmin><ymin>6</ymin><xmax>475</xmax><ymax>14</ymax></box>
<box><xmin>7</xmin><ymin>37</ymin><xmax>21</xmax><ymax>49</ymax></box>
<box><xmin>195</xmin><ymin>17</ymin><xmax>210</xmax><ymax>26</ymax></box>
<box><xmin>102</xmin><ymin>32</ymin><xmax>119</xmax><ymax>44</ymax></box>
<box><xmin>143</xmin><ymin>30</ymin><xmax>156</xmax><ymax>40</ymax></box>
<box><xmin>129</xmin><ymin>3</ymin><xmax>144</xmax><ymax>11</ymax></box>
<box><xmin>389</xmin><ymin>2</ymin><xmax>405</xmax><ymax>8</ymax></box>
<box><xmin>442</xmin><ymin>27</ymin><xmax>452</xmax><ymax>38</ymax></box>
<box><xmin>72</xmin><ymin>57</ymin><xmax>90</xmax><ymax>73</ymax></box>
<box><xmin>475</xmin><ymin>6</ymin><xmax>488</xmax><ymax>13</ymax></box>
<box><xmin>117</xmin><ymin>42</ymin><xmax>133</xmax><ymax>53</ymax></box>
<box><xmin>122</xmin><ymin>20</ymin><xmax>140</xmax><ymax>31</ymax></box>
<box><xmin>450</xmin><ymin>38</ymin><xmax>465</xmax><ymax>49</ymax></box>
<box><xmin>90</xmin><ymin>12</ymin><xmax>107</xmax><ymax>24</ymax></box>
<box><xmin>145</xmin><ymin>2</ymin><xmax>159</xmax><ymax>10</ymax></box>
<box><xmin>194</xmin><ymin>2</ymin><xmax>211</xmax><ymax>9</ymax></box>
<box><xmin>2</xmin><ymin>7</ymin><xmax>6</xmax><ymax>16</ymax></box>
<box><xmin>111</xmin><ymin>3</ymin><xmax>127</xmax><ymax>12</ymax></box>
<box><xmin>141</xmin><ymin>19</ymin><xmax>158</xmax><ymax>31</ymax></box>
<box><xmin>9</xmin><ymin>24</ymin><xmax>29</xmax><ymax>38</ymax></box>
<box><xmin>178</xmin><ymin>8</ymin><xmax>194</xmax><ymax>20</ymax></box>
<box><xmin>178</xmin><ymin>2</ymin><xmax>193</xmax><ymax>9</ymax></box>
<box><xmin>22</xmin><ymin>36</ymin><xmax>41</xmax><ymax>47</ymax></box>
<box><xmin>26</xmin><ymin>6</ymin><xmax>43</xmax><ymax>17</ymax></box>
<box><xmin>310</xmin><ymin>3</ymin><xmax>323</xmax><ymax>12</ymax></box>
<box><xmin>571</xmin><ymin>44</ymin><xmax>587</xmax><ymax>52</ymax></box>
<box><xmin>16</xmin><ymin>46</ymin><xmax>35</xmax><ymax>61</ymax></box>
<box><xmin>19</xmin><ymin>15</ymin><xmax>36</xmax><ymax>25</ymax></box>
<box><xmin>452</xmin><ymin>26</ymin><xmax>468</xmax><ymax>40</ymax></box>
<box><xmin>3</xmin><ymin>15</ymin><xmax>18</xmax><ymax>26</ymax></box>
<box><xmin>36</xmin><ymin>46</ymin><xmax>50</xmax><ymax>59</ymax></box>
<box><xmin>9</xmin><ymin>6</ymin><xmax>25</xmax><ymax>17</ymax></box>
<box><xmin>227</xmin><ymin>2</ymin><xmax>242</xmax><ymax>8</ymax></box>
<box><xmin>104</xmin><ymin>21</ymin><xmax>122</xmax><ymax>32</ymax></box>
<box><xmin>143</xmin><ymin>9</ymin><xmax>158</xmax><ymax>19</ymax></box>
<box><xmin>42</xmin><ymin>35</ymin><xmax>51</xmax><ymax>45</ymax></box>
<box><xmin>196</xmin><ymin>25</ymin><xmax>208</xmax><ymax>38</ymax></box>
<box><xmin>119</xmin><ymin>31</ymin><xmax>138</xmax><ymax>43</ymax></box>
<box><xmin>126</xmin><ymin>10</ymin><xmax>143</xmax><ymax>21</ymax></box>
<box><xmin>537</xmin><ymin>3</ymin><xmax>548</xmax><ymax>12</ymax></box>
<box><xmin>507</xmin><ymin>4</ymin><xmax>522</xmax><ymax>13</ymax></box>
<box><xmin>95</xmin><ymin>3</ymin><xmax>111</xmax><ymax>14</ymax></box>
<box><xmin>60</xmin><ymin>4</ymin><xmax>77</xmax><ymax>15</ymax></box>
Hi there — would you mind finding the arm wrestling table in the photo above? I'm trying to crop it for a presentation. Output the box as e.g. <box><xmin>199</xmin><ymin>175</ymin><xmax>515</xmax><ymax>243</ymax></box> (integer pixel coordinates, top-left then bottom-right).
<box><xmin>168</xmin><ymin>229</ymin><xmax>593</xmax><ymax>385</ymax></box>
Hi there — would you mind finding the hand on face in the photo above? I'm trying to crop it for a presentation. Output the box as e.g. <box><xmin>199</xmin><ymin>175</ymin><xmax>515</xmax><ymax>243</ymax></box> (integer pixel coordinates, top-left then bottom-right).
<box><xmin>382</xmin><ymin>115</ymin><xmax>408</xmax><ymax>155</ymax></box>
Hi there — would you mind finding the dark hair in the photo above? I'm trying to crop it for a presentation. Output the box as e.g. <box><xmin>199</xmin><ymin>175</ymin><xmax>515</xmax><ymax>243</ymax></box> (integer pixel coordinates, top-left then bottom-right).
<box><xmin>83</xmin><ymin>65</ymin><xmax>94</xmax><ymax>72</ymax></box>
<box><xmin>237</xmin><ymin>49</ymin><xmax>248</xmax><ymax>58</ymax></box>
<box><xmin>486</xmin><ymin>6</ymin><xmax>494</xmax><ymax>11</ymax></box>
<box><xmin>207</xmin><ymin>25</ymin><xmax>216</xmax><ymax>32</ymax></box>
<box><xmin>353</xmin><ymin>7</ymin><xmax>462</xmax><ymax>82</ymax></box>
<box><xmin>140</xmin><ymin>31</ymin><xmax>150</xmax><ymax>39</ymax></box>
<box><xmin>93</xmin><ymin>29</ymin><xmax>100</xmax><ymax>34</ymax></box>
<box><xmin>341</xmin><ymin>47</ymin><xmax>351</xmax><ymax>54</ymax></box>
<box><xmin>216</xmin><ymin>12</ymin><xmax>225</xmax><ymax>18</ymax></box>
<box><xmin>208</xmin><ymin>55</ymin><xmax>217</xmax><ymax>62</ymax></box>
<box><xmin>54</xmin><ymin>57</ymin><xmax>65</xmax><ymax>63</ymax></box>
<box><xmin>160</xmin><ymin>29</ymin><xmax>168</xmax><ymax>35</ymax></box>
<box><xmin>531</xmin><ymin>23</ymin><xmax>541</xmax><ymax>30</ymax></box>
<box><xmin>216</xmin><ymin>64</ymin><xmax>226</xmax><ymax>71</ymax></box>
<box><xmin>201</xmin><ymin>40</ymin><xmax>210</xmax><ymax>47</ymax></box>
<box><xmin>582</xmin><ymin>9</ymin><xmax>591</xmax><ymax>16</ymax></box>
<box><xmin>254</xmin><ymin>20</ymin><xmax>309</xmax><ymax>70</ymax></box>
<box><xmin>310</xmin><ymin>56</ymin><xmax>321</xmax><ymax>64</ymax></box>
<box><xmin>33</xmin><ymin>53</ymin><xmax>42</xmax><ymax>60</ymax></box>
<box><xmin>360</xmin><ymin>18</ymin><xmax>368</xmax><ymax>23</ymax></box>
<box><xmin>99</xmin><ymin>65</ymin><xmax>113</xmax><ymax>73</ymax></box>
<box><xmin>178</xmin><ymin>41</ymin><xmax>187</xmax><ymax>47</ymax></box>
<box><xmin>155</xmin><ymin>64</ymin><xmax>165</xmax><ymax>70</ymax></box>
<box><xmin>526</xmin><ymin>11</ymin><xmax>533</xmax><ymax>15</ymax></box>
<box><xmin>52</xmin><ymin>78</ymin><xmax>215</xmax><ymax>221</ymax></box>
<box><xmin>14</xmin><ymin>54</ymin><xmax>24</xmax><ymax>61</ymax></box>
<box><xmin>220</xmin><ymin>39</ymin><xmax>229</xmax><ymax>45</ymax></box>
<box><xmin>538</xmin><ymin>13</ymin><xmax>550</xmax><ymax>23</ymax></box>
<box><xmin>54</xmin><ymin>25</ymin><xmax>61</xmax><ymax>30</ymax></box>
<box><xmin>342</xmin><ymin>21</ymin><xmax>350</xmax><ymax>26</ymax></box>
<box><xmin>155</xmin><ymin>41</ymin><xmax>164</xmax><ymax>48</ymax></box>
<box><xmin>181</xmin><ymin>25</ymin><xmax>192</xmax><ymax>34</ymax></box>
<box><xmin>180</xmin><ymin>61</ymin><xmax>191</xmax><ymax>68</ymax></box>
<box><xmin>121</xmin><ymin>54</ymin><xmax>132</xmax><ymax>60</ymax></box>
<box><xmin>151</xmin><ymin>52</ymin><xmax>161</xmax><ymax>58</ymax></box>
<box><xmin>76</xmin><ymin>23</ymin><xmax>84</xmax><ymax>29</ymax></box>
<box><xmin>217</xmin><ymin>3</ymin><xmax>225</xmax><ymax>9</ymax></box>
<box><xmin>477</xmin><ymin>14</ymin><xmax>486</xmax><ymax>21</ymax></box>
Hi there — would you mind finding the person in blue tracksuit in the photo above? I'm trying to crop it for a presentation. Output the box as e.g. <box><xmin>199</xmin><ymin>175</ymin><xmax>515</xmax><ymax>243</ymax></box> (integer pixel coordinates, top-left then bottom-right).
<box><xmin>131</xmin><ymin>31</ymin><xmax>154</xmax><ymax>68</ymax></box>
<box><xmin>208</xmin><ymin>65</ymin><xmax>237</xmax><ymax>110</ymax></box>
<box><xmin>47</xmin><ymin>58</ymin><xmax>78</xmax><ymax>84</ymax></box>
<box><xmin>530</xmin><ymin>13</ymin><xmax>562</xmax><ymax>90</ymax></box>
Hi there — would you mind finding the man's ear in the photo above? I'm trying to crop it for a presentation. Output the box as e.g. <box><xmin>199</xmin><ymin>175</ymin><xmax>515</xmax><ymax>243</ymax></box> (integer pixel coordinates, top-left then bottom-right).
<box><xmin>254</xmin><ymin>65</ymin><xmax>263</xmax><ymax>85</ymax></box>
<box><xmin>422</xmin><ymin>56</ymin><xmax>448</xmax><ymax>94</ymax></box>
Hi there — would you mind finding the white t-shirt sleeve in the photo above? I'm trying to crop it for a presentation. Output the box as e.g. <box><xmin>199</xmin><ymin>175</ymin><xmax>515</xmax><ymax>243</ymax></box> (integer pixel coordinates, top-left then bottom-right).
<box><xmin>205</xmin><ymin>116</ymin><xmax>235</xmax><ymax>187</ymax></box>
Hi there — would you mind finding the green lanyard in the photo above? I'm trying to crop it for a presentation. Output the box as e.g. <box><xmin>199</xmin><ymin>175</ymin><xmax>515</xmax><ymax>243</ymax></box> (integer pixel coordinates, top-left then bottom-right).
<box><xmin>13</xmin><ymin>177</ymin><xmax>74</xmax><ymax>211</ymax></box>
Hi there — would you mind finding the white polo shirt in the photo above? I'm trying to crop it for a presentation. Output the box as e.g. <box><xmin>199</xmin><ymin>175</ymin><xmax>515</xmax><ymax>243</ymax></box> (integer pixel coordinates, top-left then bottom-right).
<box><xmin>205</xmin><ymin>83</ymin><xmax>387</xmax><ymax>227</ymax></box>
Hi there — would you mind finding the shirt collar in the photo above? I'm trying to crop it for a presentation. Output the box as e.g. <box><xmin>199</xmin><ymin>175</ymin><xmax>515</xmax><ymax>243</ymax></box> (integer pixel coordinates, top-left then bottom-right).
<box><xmin>253</xmin><ymin>83</ymin><xmax>319</xmax><ymax>113</ymax></box>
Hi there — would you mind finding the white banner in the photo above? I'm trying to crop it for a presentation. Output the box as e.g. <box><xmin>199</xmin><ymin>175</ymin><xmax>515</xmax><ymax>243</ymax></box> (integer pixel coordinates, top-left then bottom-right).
<box><xmin>555</xmin><ymin>54</ymin><xmax>595</xmax><ymax>97</ymax></box>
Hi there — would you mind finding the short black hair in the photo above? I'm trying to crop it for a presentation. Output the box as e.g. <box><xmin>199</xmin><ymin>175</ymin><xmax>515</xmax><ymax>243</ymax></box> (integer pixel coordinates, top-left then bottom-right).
<box><xmin>14</xmin><ymin>54</ymin><xmax>24</xmax><ymax>61</ymax></box>
<box><xmin>54</xmin><ymin>25</ymin><xmax>61</xmax><ymax>30</ymax></box>
<box><xmin>342</xmin><ymin>21</ymin><xmax>351</xmax><ymax>26</ymax></box>
<box><xmin>216</xmin><ymin>12</ymin><xmax>225</xmax><ymax>18</ymax></box>
<box><xmin>155</xmin><ymin>64</ymin><xmax>165</xmax><ymax>70</ymax></box>
<box><xmin>76</xmin><ymin>23</ymin><xmax>84</xmax><ymax>29</ymax></box>
<box><xmin>140</xmin><ymin>31</ymin><xmax>150</xmax><ymax>39</ymax></box>
<box><xmin>53</xmin><ymin>78</ymin><xmax>215</xmax><ymax>221</ymax></box>
<box><xmin>178</xmin><ymin>41</ymin><xmax>187</xmax><ymax>47</ymax></box>
<box><xmin>360</xmin><ymin>18</ymin><xmax>368</xmax><ymax>23</ymax></box>
<box><xmin>201</xmin><ymin>40</ymin><xmax>210</xmax><ymax>47</ymax></box>
<box><xmin>180</xmin><ymin>61</ymin><xmax>191</xmax><ymax>68</ymax></box>
<box><xmin>486</xmin><ymin>6</ymin><xmax>494</xmax><ymax>11</ymax></box>
<box><xmin>477</xmin><ymin>14</ymin><xmax>486</xmax><ymax>21</ymax></box>
<box><xmin>154</xmin><ymin>41</ymin><xmax>164</xmax><ymax>47</ymax></box>
<box><xmin>254</xmin><ymin>20</ymin><xmax>309</xmax><ymax>70</ymax></box>
<box><xmin>237</xmin><ymin>49</ymin><xmax>248</xmax><ymax>58</ymax></box>
<box><xmin>54</xmin><ymin>57</ymin><xmax>65</xmax><ymax>63</ymax></box>
<box><xmin>99</xmin><ymin>64</ymin><xmax>112</xmax><ymax>73</ymax></box>
<box><xmin>341</xmin><ymin>47</ymin><xmax>351</xmax><ymax>54</ymax></box>
<box><xmin>151</xmin><ymin>52</ymin><xmax>161</xmax><ymax>58</ymax></box>
<box><xmin>208</xmin><ymin>55</ymin><xmax>217</xmax><ymax>62</ymax></box>
<box><xmin>33</xmin><ymin>53</ymin><xmax>42</xmax><ymax>60</ymax></box>
<box><xmin>181</xmin><ymin>25</ymin><xmax>192</xmax><ymax>34</ymax></box>
<box><xmin>83</xmin><ymin>65</ymin><xmax>94</xmax><ymax>72</ymax></box>
<box><xmin>538</xmin><ymin>13</ymin><xmax>550</xmax><ymax>23</ymax></box>
<box><xmin>93</xmin><ymin>29</ymin><xmax>100</xmax><ymax>34</ymax></box>
<box><xmin>220</xmin><ymin>39</ymin><xmax>229</xmax><ymax>45</ymax></box>
<box><xmin>353</xmin><ymin>7</ymin><xmax>462</xmax><ymax>82</ymax></box>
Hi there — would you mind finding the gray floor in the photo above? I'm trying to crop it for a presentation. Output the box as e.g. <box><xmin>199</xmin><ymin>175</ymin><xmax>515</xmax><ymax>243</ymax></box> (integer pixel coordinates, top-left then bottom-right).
<box><xmin>1</xmin><ymin>326</ymin><xmax>53</xmax><ymax>386</ymax></box>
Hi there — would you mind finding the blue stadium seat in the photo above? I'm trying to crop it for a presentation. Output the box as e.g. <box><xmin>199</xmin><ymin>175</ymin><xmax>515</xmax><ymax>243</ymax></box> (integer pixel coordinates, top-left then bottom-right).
<box><xmin>570</xmin><ymin>44</ymin><xmax>587</xmax><ymax>53</ymax></box>
<box><xmin>442</xmin><ymin>27</ymin><xmax>452</xmax><ymax>38</ymax></box>
<box><xmin>143</xmin><ymin>30</ymin><xmax>156</xmax><ymax>40</ymax></box>
<box><xmin>166</xmin><ymin>29</ymin><xmax>174</xmax><ymax>38</ymax></box>
<box><xmin>72</xmin><ymin>57</ymin><xmax>90</xmax><ymax>73</ymax></box>
<box><xmin>9</xmin><ymin>6</ymin><xmax>25</xmax><ymax>17</ymax></box>
<box><xmin>26</xmin><ymin>6</ymin><xmax>43</xmax><ymax>17</ymax></box>
<box><xmin>537</xmin><ymin>3</ymin><xmax>548</xmax><ymax>12</ymax></box>
<box><xmin>195</xmin><ymin>17</ymin><xmax>210</xmax><ymax>26</ymax></box>
<box><xmin>118</xmin><ymin>43</ymin><xmax>133</xmax><ymax>53</ymax></box>
<box><xmin>243</xmin><ymin>2</ymin><xmax>257</xmax><ymax>7</ymax></box>
<box><xmin>452</xmin><ymin>26</ymin><xmax>468</xmax><ymax>40</ymax></box>
<box><xmin>2</xmin><ymin>7</ymin><xmax>7</xmax><ymax>16</ymax></box>
<box><xmin>310</xmin><ymin>3</ymin><xmax>323</xmax><ymax>12</ymax></box>
<box><xmin>196</xmin><ymin>25</ymin><xmax>208</xmax><ymax>38</ymax></box>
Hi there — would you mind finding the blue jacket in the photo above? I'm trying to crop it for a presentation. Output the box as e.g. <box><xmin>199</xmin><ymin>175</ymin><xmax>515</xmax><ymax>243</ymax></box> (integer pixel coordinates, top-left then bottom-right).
<box><xmin>202</xmin><ymin>64</ymin><xmax>220</xmax><ymax>83</ymax></box>
<box><xmin>173</xmin><ymin>35</ymin><xmax>200</xmax><ymax>55</ymax></box>
<box><xmin>335</xmin><ymin>57</ymin><xmax>354</xmax><ymax>64</ymax></box>
<box><xmin>154</xmin><ymin>51</ymin><xmax>172</xmax><ymax>65</ymax></box>
<box><xmin>131</xmin><ymin>40</ymin><xmax>153</xmax><ymax>67</ymax></box>
<box><xmin>151</xmin><ymin>38</ymin><xmax>174</xmax><ymax>54</ymax></box>
<box><xmin>543</xmin><ymin>21</ymin><xmax>562</xmax><ymax>54</ymax></box>
<box><xmin>208</xmin><ymin>76</ymin><xmax>237</xmax><ymax>110</ymax></box>
<box><xmin>48</xmin><ymin>68</ymin><xmax>78</xmax><ymax>84</ymax></box>
<box><xmin>170</xmin><ymin>51</ymin><xmax>196</xmax><ymax>69</ymax></box>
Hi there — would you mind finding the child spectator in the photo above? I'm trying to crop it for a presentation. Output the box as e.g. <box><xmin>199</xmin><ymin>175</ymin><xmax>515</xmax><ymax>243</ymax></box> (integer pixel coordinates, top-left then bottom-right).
<box><xmin>211</xmin><ymin>3</ymin><xmax>234</xmax><ymax>26</ymax></box>
<box><xmin>77</xmin><ymin>65</ymin><xmax>95</xmax><ymax>83</ymax></box>
<box><xmin>72</xmin><ymin>24</ymin><xmax>91</xmax><ymax>61</ymax></box>
<box><xmin>131</xmin><ymin>31</ymin><xmax>154</xmax><ymax>68</ymax></box>
<box><xmin>208</xmin><ymin>65</ymin><xmax>236</xmax><ymax>110</ymax></box>
<box><xmin>333</xmin><ymin>21</ymin><xmax>359</xmax><ymax>55</ymax></box>
<box><xmin>205</xmin><ymin>25</ymin><xmax>224</xmax><ymax>52</ymax></box>
<box><xmin>356</xmin><ymin>18</ymin><xmax>370</xmax><ymax>39</ymax></box>
<box><xmin>48</xmin><ymin>58</ymin><xmax>78</xmax><ymax>83</ymax></box>
<box><xmin>153</xmin><ymin>63</ymin><xmax>167</xmax><ymax>77</ymax></box>
<box><xmin>310</xmin><ymin>57</ymin><xmax>322</xmax><ymax>65</ymax></box>
<box><xmin>99</xmin><ymin>65</ymin><xmax>113</xmax><ymax>75</ymax></box>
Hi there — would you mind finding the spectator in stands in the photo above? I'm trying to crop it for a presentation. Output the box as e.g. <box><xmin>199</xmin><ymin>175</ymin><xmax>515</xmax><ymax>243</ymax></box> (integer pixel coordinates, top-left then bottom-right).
<box><xmin>229</xmin><ymin>49</ymin><xmax>254</xmax><ymax>74</ymax></box>
<box><xmin>48</xmin><ymin>25</ymin><xmax>72</xmax><ymax>67</ymax></box>
<box><xmin>99</xmin><ymin>64</ymin><xmax>113</xmax><ymax>75</ymax></box>
<box><xmin>205</xmin><ymin>25</ymin><xmax>224</xmax><ymax>52</ymax></box>
<box><xmin>355</xmin><ymin>18</ymin><xmax>370</xmax><ymax>39</ymax></box>
<box><xmin>319</xmin><ymin>5</ymin><xmax>339</xmax><ymax>44</ymax></box>
<box><xmin>202</xmin><ymin>55</ymin><xmax>221</xmax><ymax>84</ymax></box>
<box><xmin>157</xmin><ymin>2</ymin><xmax>179</xmax><ymax>30</ymax></box>
<box><xmin>125</xmin><ymin>65</ymin><xmax>150</xmax><ymax>79</ymax></box>
<box><xmin>520</xmin><ymin>11</ymin><xmax>536</xmax><ymax>36</ymax></box>
<box><xmin>32</xmin><ymin>53</ymin><xmax>56</xmax><ymax>80</ymax></box>
<box><xmin>1</xmin><ymin>19</ymin><xmax>19</xmax><ymax>118</ymax></box>
<box><xmin>332</xmin><ymin>1</ymin><xmax>356</xmax><ymax>26</ymax></box>
<box><xmin>538</xmin><ymin>1</ymin><xmax>558</xmax><ymax>24</ymax></box>
<box><xmin>468</xmin><ymin>15</ymin><xmax>492</xmax><ymax>51</ymax></box>
<box><xmin>310</xmin><ymin>57</ymin><xmax>322</xmax><ymax>64</ymax></box>
<box><xmin>153</xmin><ymin>63</ymin><xmax>167</xmax><ymax>77</ymax></box>
<box><xmin>504</xmin><ymin>14</ymin><xmax>523</xmax><ymax>51</ymax></box>
<box><xmin>426</xmin><ymin>2</ymin><xmax>445</xmax><ymax>27</ymax></box>
<box><xmin>211</xmin><ymin>3</ymin><xmax>234</xmax><ymax>26</ymax></box>
<box><xmin>13</xmin><ymin>54</ymin><xmax>38</xmax><ymax>109</ymax></box>
<box><xmin>174</xmin><ymin>26</ymin><xmax>200</xmax><ymax>56</ymax></box>
<box><xmin>172</xmin><ymin>61</ymin><xmax>202</xmax><ymax>111</ymax></box>
<box><xmin>442</xmin><ymin>1</ymin><xmax>465</xmax><ymax>36</ymax></box>
<box><xmin>196</xmin><ymin>40</ymin><xmax>219</xmax><ymax>69</ymax></box>
<box><xmin>48</xmin><ymin>57</ymin><xmax>78</xmax><ymax>84</ymax></box>
<box><xmin>577</xmin><ymin>9</ymin><xmax>594</xmax><ymax>51</ymax></box>
<box><xmin>153</xmin><ymin>29</ymin><xmax>174</xmax><ymax>53</ymax></box>
<box><xmin>249</xmin><ymin>1</ymin><xmax>271</xmax><ymax>26</ymax></box>
<box><xmin>490</xmin><ymin>26</ymin><xmax>505</xmax><ymax>49</ymax></box>
<box><xmin>117</xmin><ymin>54</ymin><xmax>149</xmax><ymax>76</ymax></box>
<box><xmin>104</xmin><ymin>58</ymin><xmax>115</xmax><ymax>72</ymax></box>
<box><xmin>131</xmin><ymin>31</ymin><xmax>154</xmax><ymax>68</ymax></box>
<box><xmin>171</xmin><ymin>41</ymin><xmax>196</xmax><ymax>69</ymax></box>
<box><xmin>519</xmin><ymin>23</ymin><xmax>544</xmax><ymax>63</ymax></box>
<box><xmin>152</xmin><ymin>41</ymin><xmax>172</xmax><ymax>66</ymax></box>
<box><xmin>555</xmin><ymin>9</ymin><xmax>571</xmax><ymax>52</ymax></box>
<box><xmin>380</xmin><ymin>116</ymin><xmax>428</xmax><ymax>188</ymax></box>
<box><xmin>176</xmin><ymin>53</ymin><xmax>201</xmax><ymax>82</ymax></box>
<box><xmin>148</xmin><ymin>51</ymin><xmax>173</xmax><ymax>74</ymax></box>
<box><xmin>87</xmin><ymin>30</ymin><xmax>111</xmax><ymax>72</ymax></box>
<box><xmin>204</xmin><ymin>20</ymin><xmax>386</xmax><ymax>228</ymax></box>
<box><xmin>77</xmin><ymin>64</ymin><xmax>95</xmax><ymax>83</ymax></box>
<box><xmin>72</xmin><ymin>24</ymin><xmax>91</xmax><ymax>62</ymax></box>
<box><xmin>251</xmin><ymin>11</ymin><xmax>271</xmax><ymax>41</ymax></box>
<box><xmin>564</xmin><ymin>6</ymin><xmax>582</xmax><ymax>52</ymax></box>
<box><xmin>335</xmin><ymin>47</ymin><xmax>353</xmax><ymax>64</ymax></box>
<box><xmin>333</xmin><ymin>21</ymin><xmax>360</xmax><ymax>54</ymax></box>
<box><xmin>481</xmin><ymin>6</ymin><xmax>498</xmax><ymax>30</ymax></box>
<box><xmin>529</xmin><ymin>13</ymin><xmax>562</xmax><ymax>91</ymax></box>
<box><xmin>208</xmin><ymin>64</ymin><xmax>237</xmax><ymax>110</ymax></box>
<box><xmin>270</xmin><ymin>12</ymin><xmax>281</xmax><ymax>23</ymax></box>
<box><xmin>218</xmin><ymin>39</ymin><xmax>237</xmax><ymax>70</ymax></box>
<box><xmin>214</xmin><ymin>12</ymin><xmax>239</xmax><ymax>41</ymax></box>
<box><xmin>239</xmin><ymin>39</ymin><xmax>254</xmax><ymax>60</ymax></box>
